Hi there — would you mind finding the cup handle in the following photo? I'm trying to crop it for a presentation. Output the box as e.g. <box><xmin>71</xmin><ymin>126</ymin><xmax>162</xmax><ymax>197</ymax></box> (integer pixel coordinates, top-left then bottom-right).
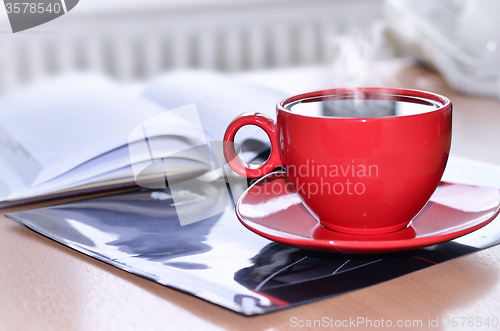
<box><xmin>223</xmin><ymin>112</ymin><xmax>283</xmax><ymax>178</ymax></box>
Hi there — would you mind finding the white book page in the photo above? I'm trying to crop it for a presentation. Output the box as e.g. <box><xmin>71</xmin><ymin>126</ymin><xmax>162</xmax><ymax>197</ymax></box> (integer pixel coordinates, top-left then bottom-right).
<box><xmin>6</xmin><ymin>157</ymin><xmax>211</xmax><ymax>201</ymax></box>
<box><xmin>0</xmin><ymin>158</ymin><xmax>26</xmax><ymax>200</ymax></box>
<box><xmin>38</xmin><ymin>135</ymin><xmax>210</xmax><ymax>190</ymax></box>
<box><xmin>0</xmin><ymin>71</ymin><xmax>286</xmax><ymax>203</ymax></box>
<box><xmin>0</xmin><ymin>73</ymin><xmax>169</xmax><ymax>188</ymax></box>
<box><xmin>0</xmin><ymin>74</ymin><xmax>212</xmax><ymax>193</ymax></box>
<box><xmin>142</xmin><ymin>70</ymin><xmax>288</xmax><ymax>159</ymax></box>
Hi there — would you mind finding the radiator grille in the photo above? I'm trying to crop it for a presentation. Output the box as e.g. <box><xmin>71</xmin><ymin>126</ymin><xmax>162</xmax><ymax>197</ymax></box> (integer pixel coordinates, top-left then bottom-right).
<box><xmin>0</xmin><ymin>0</ymin><xmax>382</xmax><ymax>93</ymax></box>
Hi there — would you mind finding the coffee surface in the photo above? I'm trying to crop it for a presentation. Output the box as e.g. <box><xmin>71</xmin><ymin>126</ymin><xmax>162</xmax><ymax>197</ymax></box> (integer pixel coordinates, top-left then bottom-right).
<box><xmin>287</xmin><ymin>93</ymin><xmax>441</xmax><ymax>118</ymax></box>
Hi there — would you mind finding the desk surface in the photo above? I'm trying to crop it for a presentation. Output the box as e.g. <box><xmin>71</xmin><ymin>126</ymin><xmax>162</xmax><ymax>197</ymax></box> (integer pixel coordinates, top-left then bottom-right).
<box><xmin>1</xmin><ymin>63</ymin><xmax>500</xmax><ymax>331</ymax></box>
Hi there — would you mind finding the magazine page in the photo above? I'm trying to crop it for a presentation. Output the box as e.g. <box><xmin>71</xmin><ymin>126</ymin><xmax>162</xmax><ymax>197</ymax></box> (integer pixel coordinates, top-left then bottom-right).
<box><xmin>142</xmin><ymin>70</ymin><xmax>289</xmax><ymax>159</ymax></box>
<box><xmin>0</xmin><ymin>73</ymin><xmax>211</xmax><ymax>202</ymax></box>
<box><xmin>6</xmin><ymin>144</ymin><xmax>212</xmax><ymax>202</ymax></box>
<box><xmin>0</xmin><ymin>70</ymin><xmax>287</xmax><ymax>204</ymax></box>
<box><xmin>0</xmin><ymin>74</ymin><xmax>165</xmax><ymax>186</ymax></box>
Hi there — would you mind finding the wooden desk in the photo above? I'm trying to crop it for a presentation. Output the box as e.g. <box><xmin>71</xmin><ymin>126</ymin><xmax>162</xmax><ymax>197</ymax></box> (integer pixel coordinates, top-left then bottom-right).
<box><xmin>1</xmin><ymin>64</ymin><xmax>500</xmax><ymax>331</ymax></box>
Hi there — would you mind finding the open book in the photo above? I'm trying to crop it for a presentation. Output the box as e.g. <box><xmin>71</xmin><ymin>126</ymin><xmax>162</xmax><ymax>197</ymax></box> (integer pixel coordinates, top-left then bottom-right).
<box><xmin>0</xmin><ymin>71</ymin><xmax>286</xmax><ymax>207</ymax></box>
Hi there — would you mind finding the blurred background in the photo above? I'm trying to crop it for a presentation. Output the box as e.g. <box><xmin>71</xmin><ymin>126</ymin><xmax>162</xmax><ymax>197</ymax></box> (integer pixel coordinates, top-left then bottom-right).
<box><xmin>0</xmin><ymin>0</ymin><xmax>499</xmax><ymax>97</ymax></box>
<box><xmin>0</xmin><ymin>0</ymin><xmax>383</xmax><ymax>93</ymax></box>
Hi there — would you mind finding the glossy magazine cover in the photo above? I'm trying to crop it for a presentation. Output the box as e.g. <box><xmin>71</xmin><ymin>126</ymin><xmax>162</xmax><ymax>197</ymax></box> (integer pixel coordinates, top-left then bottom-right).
<box><xmin>6</xmin><ymin>174</ymin><xmax>500</xmax><ymax>316</ymax></box>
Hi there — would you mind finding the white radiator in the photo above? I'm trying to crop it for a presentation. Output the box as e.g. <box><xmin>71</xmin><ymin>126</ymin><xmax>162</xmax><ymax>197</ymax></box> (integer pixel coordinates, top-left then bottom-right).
<box><xmin>0</xmin><ymin>0</ymin><xmax>382</xmax><ymax>94</ymax></box>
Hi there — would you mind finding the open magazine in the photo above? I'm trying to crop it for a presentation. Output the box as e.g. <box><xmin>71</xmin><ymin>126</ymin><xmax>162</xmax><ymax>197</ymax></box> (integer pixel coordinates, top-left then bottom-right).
<box><xmin>0</xmin><ymin>71</ymin><xmax>286</xmax><ymax>207</ymax></box>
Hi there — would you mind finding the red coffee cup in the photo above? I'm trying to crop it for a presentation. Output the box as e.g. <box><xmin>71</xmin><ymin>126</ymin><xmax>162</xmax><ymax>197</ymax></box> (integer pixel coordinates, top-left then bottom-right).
<box><xmin>224</xmin><ymin>88</ymin><xmax>452</xmax><ymax>235</ymax></box>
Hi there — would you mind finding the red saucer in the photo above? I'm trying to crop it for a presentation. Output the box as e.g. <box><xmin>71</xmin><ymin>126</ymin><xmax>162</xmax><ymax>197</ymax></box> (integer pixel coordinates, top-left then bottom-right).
<box><xmin>236</xmin><ymin>172</ymin><xmax>500</xmax><ymax>254</ymax></box>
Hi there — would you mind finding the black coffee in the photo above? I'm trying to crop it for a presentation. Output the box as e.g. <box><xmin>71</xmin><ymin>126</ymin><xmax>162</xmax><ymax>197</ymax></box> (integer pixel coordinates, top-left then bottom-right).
<box><xmin>286</xmin><ymin>92</ymin><xmax>441</xmax><ymax>118</ymax></box>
